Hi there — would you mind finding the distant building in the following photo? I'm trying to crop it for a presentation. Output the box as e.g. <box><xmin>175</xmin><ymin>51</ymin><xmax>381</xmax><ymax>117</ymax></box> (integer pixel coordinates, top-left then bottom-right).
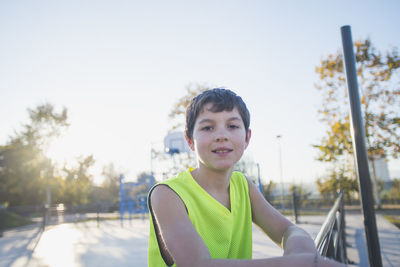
<box><xmin>347</xmin><ymin>154</ymin><xmax>392</xmax><ymax>192</ymax></box>
<box><xmin>370</xmin><ymin>157</ymin><xmax>391</xmax><ymax>182</ymax></box>
<box><xmin>269</xmin><ymin>182</ymin><xmax>319</xmax><ymax>198</ymax></box>
<box><xmin>346</xmin><ymin>153</ymin><xmax>391</xmax><ymax>181</ymax></box>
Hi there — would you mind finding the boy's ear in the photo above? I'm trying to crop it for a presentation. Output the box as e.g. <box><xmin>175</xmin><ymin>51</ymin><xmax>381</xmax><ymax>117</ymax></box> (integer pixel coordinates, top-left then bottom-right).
<box><xmin>185</xmin><ymin>132</ymin><xmax>195</xmax><ymax>151</ymax></box>
<box><xmin>245</xmin><ymin>129</ymin><xmax>252</xmax><ymax>149</ymax></box>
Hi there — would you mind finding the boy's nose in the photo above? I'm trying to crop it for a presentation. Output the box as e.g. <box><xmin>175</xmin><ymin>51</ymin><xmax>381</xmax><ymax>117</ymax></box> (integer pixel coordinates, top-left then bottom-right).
<box><xmin>216</xmin><ymin>136</ymin><xmax>228</xmax><ymax>142</ymax></box>
<box><xmin>215</xmin><ymin>129</ymin><xmax>228</xmax><ymax>142</ymax></box>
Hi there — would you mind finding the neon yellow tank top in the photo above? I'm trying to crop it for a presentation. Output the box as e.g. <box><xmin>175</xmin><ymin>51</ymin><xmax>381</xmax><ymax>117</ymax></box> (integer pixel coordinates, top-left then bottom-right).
<box><xmin>148</xmin><ymin>169</ymin><xmax>252</xmax><ymax>267</ymax></box>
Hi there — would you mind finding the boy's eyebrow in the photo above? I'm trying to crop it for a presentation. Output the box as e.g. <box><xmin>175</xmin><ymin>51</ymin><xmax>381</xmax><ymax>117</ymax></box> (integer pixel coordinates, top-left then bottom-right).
<box><xmin>227</xmin><ymin>117</ymin><xmax>242</xmax><ymax>122</ymax></box>
<box><xmin>198</xmin><ymin>118</ymin><xmax>213</xmax><ymax>124</ymax></box>
<box><xmin>198</xmin><ymin>117</ymin><xmax>242</xmax><ymax>124</ymax></box>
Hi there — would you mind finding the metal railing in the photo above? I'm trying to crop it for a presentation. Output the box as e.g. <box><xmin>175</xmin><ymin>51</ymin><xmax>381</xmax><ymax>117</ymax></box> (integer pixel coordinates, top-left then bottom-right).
<box><xmin>314</xmin><ymin>191</ymin><xmax>347</xmax><ymax>263</ymax></box>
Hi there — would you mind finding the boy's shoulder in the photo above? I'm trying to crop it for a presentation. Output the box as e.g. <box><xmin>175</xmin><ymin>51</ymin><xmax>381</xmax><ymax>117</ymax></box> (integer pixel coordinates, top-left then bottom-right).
<box><xmin>148</xmin><ymin>170</ymin><xmax>190</xmax><ymax>199</ymax></box>
<box><xmin>157</xmin><ymin>169</ymin><xmax>192</xmax><ymax>186</ymax></box>
<box><xmin>231</xmin><ymin>171</ymin><xmax>251</xmax><ymax>190</ymax></box>
<box><xmin>153</xmin><ymin>169</ymin><xmax>248</xmax><ymax>190</ymax></box>
<box><xmin>231</xmin><ymin>170</ymin><xmax>247</xmax><ymax>180</ymax></box>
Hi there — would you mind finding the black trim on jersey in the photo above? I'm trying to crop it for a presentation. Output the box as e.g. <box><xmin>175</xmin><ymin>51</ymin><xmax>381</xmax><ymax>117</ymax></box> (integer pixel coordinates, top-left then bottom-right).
<box><xmin>148</xmin><ymin>183</ymin><xmax>188</xmax><ymax>266</ymax></box>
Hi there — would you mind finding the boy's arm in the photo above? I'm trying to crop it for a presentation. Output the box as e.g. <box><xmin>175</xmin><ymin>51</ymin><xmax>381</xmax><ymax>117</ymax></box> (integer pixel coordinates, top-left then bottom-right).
<box><xmin>150</xmin><ymin>185</ymin><xmax>211</xmax><ymax>266</ymax></box>
<box><xmin>246</xmin><ymin>178</ymin><xmax>317</xmax><ymax>255</ymax></box>
<box><xmin>151</xmin><ymin>183</ymin><xmax>345</xmax><ymax>267</ymax></box>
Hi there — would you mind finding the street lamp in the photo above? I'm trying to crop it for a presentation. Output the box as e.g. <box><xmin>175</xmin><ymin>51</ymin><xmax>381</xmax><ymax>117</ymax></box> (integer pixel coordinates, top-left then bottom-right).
<box><xmin>276</xmin><ymin>135</ymin><xmax>285</xmax><ymax>211</ymax></box>
<box><xmin>150</xmin><ymin>143</ymin><xmax>157</xmax><ymax>186</ymax></box>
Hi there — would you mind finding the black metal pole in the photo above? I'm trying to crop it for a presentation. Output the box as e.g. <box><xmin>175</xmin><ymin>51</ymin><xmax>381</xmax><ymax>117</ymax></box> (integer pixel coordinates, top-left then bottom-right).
<box><xmin>339</xmin><ymin>190</ymin><xmax>348</xmax><ymax>263</ymax></box>
<box><xmin>291</xmin><ymin>191</ymin><xmax>299</xmax><ymax>224</ymax></box>
<box><xmin>340</xmin><ymin>25</ymin><xmax>382</xmax><ymax>267</ymax></box>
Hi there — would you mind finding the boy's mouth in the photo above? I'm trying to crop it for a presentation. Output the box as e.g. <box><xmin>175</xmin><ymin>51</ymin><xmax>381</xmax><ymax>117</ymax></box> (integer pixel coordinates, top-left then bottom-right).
<box><xmin>212</xmin><ymin>148</ymin><xmax>233</xmax><ymax>154</ymax></box>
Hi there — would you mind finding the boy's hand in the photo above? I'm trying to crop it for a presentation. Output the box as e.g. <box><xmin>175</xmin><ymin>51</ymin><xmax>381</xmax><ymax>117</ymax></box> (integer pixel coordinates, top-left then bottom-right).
<box><xmin>282</xmin><ymin>225</ymin><xmax>317</xmax><ymax>256</ymax></box>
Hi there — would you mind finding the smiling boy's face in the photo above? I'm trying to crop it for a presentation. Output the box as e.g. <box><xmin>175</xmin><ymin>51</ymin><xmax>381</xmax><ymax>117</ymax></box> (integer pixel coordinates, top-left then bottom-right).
<box><xmin>187</xmin><ymin>103</ymin><xmax>251</xmax><ymax>172</ymax></box>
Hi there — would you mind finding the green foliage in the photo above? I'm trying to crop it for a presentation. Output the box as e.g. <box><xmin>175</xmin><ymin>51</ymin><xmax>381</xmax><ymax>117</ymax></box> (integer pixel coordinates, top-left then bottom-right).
<box><xmin>94</xmin><ymin>162</ymin><xmax>120</xmax><ymax>203</ymax></box>
<box><xmin>153</xmin><ymin>83</ymin><xmax>210</xmax><ymax>178</ymax></box>
<box><xmin>262</xmin><ymin>180</ymin><xmax>276</xmax><ymax>202</ymax></box>
<box><xmin>384</xmin><ymin>215</ymin><xmax>400</xmax><ymax>229</ymax></box>
<box><xmin>316</xmin><ymin>166</ymin><xmax>359</xmax><ymax>202</ymax></box>
<box><xmin>168</xmin><ymin>83</ymin><xmax>210</xmax><ymax>131</ymax></box>
<box><xmin>387</xmin><ymin>179</ymin><xmax>400</xmax><ymax>199</ymax></box>
<box><xmin>0</xmin><ymin>210</ymin><xmax>33</xmax><ymax>230</ymax></box>
<box><xmin>313</xmin><ymin>120</ymin><xmax>353</xmax><ymax>162</ymax></box>
<box><xmin>0</xmin><ymin>144</ymin><xmax>43</xmax><ymax>205</ymax></box>
<box><xmin>314</xmin><ymin>39</ymin><xmax>399</xmax><ymax>204</ymax></box>
<box><xmin>152</xmin><ymin>149</ymin><xmax>197</xmax><ymax>178</ymax></box>
<box><xmin>128</xmin><ymin>172</ymin><xmax>153</xmax><ymax>199</ymax></box>
<box><xmin>58</xmin><ymin>155</ymin><xmax>95</xmax><ymax>205</ymax></box>
<box><xmin>314</xmin><ymin>39</ymin><xmax>400</xmax><ymax>161</ymax></box>
<box><xmin>25</xmin><ymin>103</ymin><xmax>69</xmax><ymax>148</ymax></box>
<box><xmin>234</xmin><ymin>155</ymin><xmax>259</xmax><ymax>182</ymax></box>
<box><xmin>0</xmin><ymin>103</ymin><xmax>99</xmax><ymax>207</ymax></box>
<box><xmin>0</xmin><ymin>103</ymin><xmax>68</xmax><ymax>206</ymax></box>
<box><xmin>289</xmin><ymin>184</ymin><xmax>311</xmax><ymax>207</ymax></box>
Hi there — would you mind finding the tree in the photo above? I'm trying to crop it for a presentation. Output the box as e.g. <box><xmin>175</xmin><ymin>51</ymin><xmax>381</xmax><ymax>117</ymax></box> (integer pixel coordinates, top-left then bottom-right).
<box><xmin>234</xmin><ymin>154</ymin><xmax>259</xmax><ymax>183</ymax></box>
<box><xmin>289</xmin><ymin>184</ymin><xmax>311</xmax><ymax>207</ymax></box>
<box><xmin>262</xmin><ymin>180</ymin><xmax>276</xmax><ymax>202</ymax></box>
<box><xmin>314</xmin><ymin>39</ymin><xmax>400</xmax><ymax>206</ymax></box>
<box><xmin>60</xmin><ymin>155</ymin><xmax>95</xmax><ymax>205</ymax></box>
<box><xmin>389</xmin><ymin>179</ymin><xmax>400</xmax><ymax>199</ymax></box>
<box><xmin>128</xmin><ymin>172</ymin><xmax>153</xmax><ymax>199</ymax></box>
<box><xmin>97</xmin><ymin>162</ymin><xmax>120</xmax><ymax>203</ymax></box>
<box><xmin>381</xmin><ymin>178</ymin><xmax>400</xmax><ymax>201</ymax></box>
<box><xmin>153</xmin><ymin>150</ymin><xmax>197</xmax><ymax>179</ymax></box>
<box><xmin>0</xmin><ymin>103</ymin><xmax>69</xmax><ymax>206</ymax></box>
<box><xmin>316</xmin><ymin>166</ymin><xmax>359</xmax><ymax>203</ymax></box>
<box><xmin>152</xmin><ymin>83</ymin><xmax>211</xmax><ymax>178</ymax></box>
<box><xmin>24</xmin><ymin>103</ymin><xmax>69</xmax><ymax>149</ymax></box>
<box><xmin>168</xmin><ymin>83</ymin><xmax>211</xmax><ymax>131</ymax></box>
<box><xmin>137</xmin><ymin>171</ymin><xmax>153</xmax><ymax>184</ymax></box>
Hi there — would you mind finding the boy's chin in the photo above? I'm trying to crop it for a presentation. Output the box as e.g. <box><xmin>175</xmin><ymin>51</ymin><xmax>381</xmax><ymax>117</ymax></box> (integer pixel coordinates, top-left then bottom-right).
<box><xmin>199</xmin><ymin>159</ymin><xmax>239</xmax><ymax>172</ymax></box>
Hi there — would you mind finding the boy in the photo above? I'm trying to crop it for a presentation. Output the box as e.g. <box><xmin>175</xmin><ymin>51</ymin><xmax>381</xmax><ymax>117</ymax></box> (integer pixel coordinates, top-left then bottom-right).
<box><xmin>148</xmin><ymin>88</ymin><xmax>345</xmax><ymax>267</ymax></box>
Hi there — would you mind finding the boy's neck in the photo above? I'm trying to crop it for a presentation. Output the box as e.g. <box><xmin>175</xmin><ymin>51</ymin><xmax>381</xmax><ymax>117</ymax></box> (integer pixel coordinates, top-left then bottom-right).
<box><xmin>191</xmin><ymin>166</ymin><xmax>233</xmax><ymax>193</ymax></box>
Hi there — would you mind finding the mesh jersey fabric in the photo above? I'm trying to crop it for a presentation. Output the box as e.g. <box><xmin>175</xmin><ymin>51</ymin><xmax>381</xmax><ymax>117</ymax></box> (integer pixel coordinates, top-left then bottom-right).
<box><xmin>147</xmin><ymin>168</ymin><xmax>253</xmax><ymax>267</ymax></box>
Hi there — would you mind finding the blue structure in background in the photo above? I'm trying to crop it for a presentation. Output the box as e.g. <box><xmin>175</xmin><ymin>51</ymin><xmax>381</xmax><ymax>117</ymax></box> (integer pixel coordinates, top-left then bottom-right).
<box><xmin>257</xmin><ymin>163</ymin><xmax>263</xmax><ymax>194</ymax></box>
<box><xmin>119</xmin><ymin>174</ymin><xmax>124</xmax><ymax>225</ymax></box>
<box><xmin>119</xmin><ymin>173</ymin><xmax>155</xmax><ymax>226</ymax></box>
<box><xmin>258</xmin><ymin>176</ymin><xmax>263</xmax><ymax>194</ymax></box>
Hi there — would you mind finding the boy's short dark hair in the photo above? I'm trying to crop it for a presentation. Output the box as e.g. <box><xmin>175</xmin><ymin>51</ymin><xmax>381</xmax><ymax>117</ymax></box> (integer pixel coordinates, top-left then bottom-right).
<box><xmin>185</xmin><ymin>88</ymin><xmax>250</xmax><ymax>140</ymax></box>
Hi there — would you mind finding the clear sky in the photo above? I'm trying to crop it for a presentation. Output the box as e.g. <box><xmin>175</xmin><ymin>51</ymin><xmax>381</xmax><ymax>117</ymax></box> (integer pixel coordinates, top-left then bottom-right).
<box><xmin>1</xmin><ymin>0</ymin><xmax>399</xmax><ymax>185</ymax></box>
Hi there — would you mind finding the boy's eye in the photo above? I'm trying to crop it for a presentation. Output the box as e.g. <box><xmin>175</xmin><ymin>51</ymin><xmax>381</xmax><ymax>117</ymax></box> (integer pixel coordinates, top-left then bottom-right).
<box><xmin>229</xmin><ymin>124</ymin><xmax>239</xmax><ymax>129</ymax></box>
<box><xmin>201</xmin><ymin>126</ymin><xmax>213</xmax><ymax>131</ymax></box>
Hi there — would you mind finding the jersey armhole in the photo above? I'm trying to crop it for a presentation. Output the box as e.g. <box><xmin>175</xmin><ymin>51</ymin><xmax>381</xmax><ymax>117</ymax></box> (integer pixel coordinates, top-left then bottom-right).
<box><xmin>148</xmin><ymin>184</ymin><xmax>188</xmax><ymax>266</ymax></box>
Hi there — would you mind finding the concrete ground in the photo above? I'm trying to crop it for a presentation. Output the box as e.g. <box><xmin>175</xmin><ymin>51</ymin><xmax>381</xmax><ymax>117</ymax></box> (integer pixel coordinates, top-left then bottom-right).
<box><xmin>345</xmin><ymin>214</ymin><xmax>400</xmax><ymax>267</ymax></box>
<box><xmin>0</xmin><ymin>214</ymin><xmax>399</xmax><ymax>266</ymax></box>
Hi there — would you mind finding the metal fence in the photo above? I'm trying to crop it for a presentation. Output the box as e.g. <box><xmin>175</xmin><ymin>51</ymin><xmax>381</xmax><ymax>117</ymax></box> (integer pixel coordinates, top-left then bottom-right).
<box><xmin>314</xmin><ymin>192</ymin><xmax>348</xmax><ymax>263</ymax></box>
<box><xmin>0</xmin><ymin>199</ymin><xmax>148</xmax><ymax>233</ymax></box>
<box><xmin>267</xmin><ymin>194</ymin><xmax>400</xmax><ymax>211</ymax></box>
<box><xmin>2</xmin><ymin>194</ymin><xmax>399</xmax><ymax>232</ymax></box>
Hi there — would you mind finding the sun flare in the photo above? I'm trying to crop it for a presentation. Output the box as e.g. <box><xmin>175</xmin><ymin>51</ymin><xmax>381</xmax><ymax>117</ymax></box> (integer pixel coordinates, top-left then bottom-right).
<box><xmin>45</xmin><ymin>135</ymin><xmax>82</xmax><ymax>166</ymax></box>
